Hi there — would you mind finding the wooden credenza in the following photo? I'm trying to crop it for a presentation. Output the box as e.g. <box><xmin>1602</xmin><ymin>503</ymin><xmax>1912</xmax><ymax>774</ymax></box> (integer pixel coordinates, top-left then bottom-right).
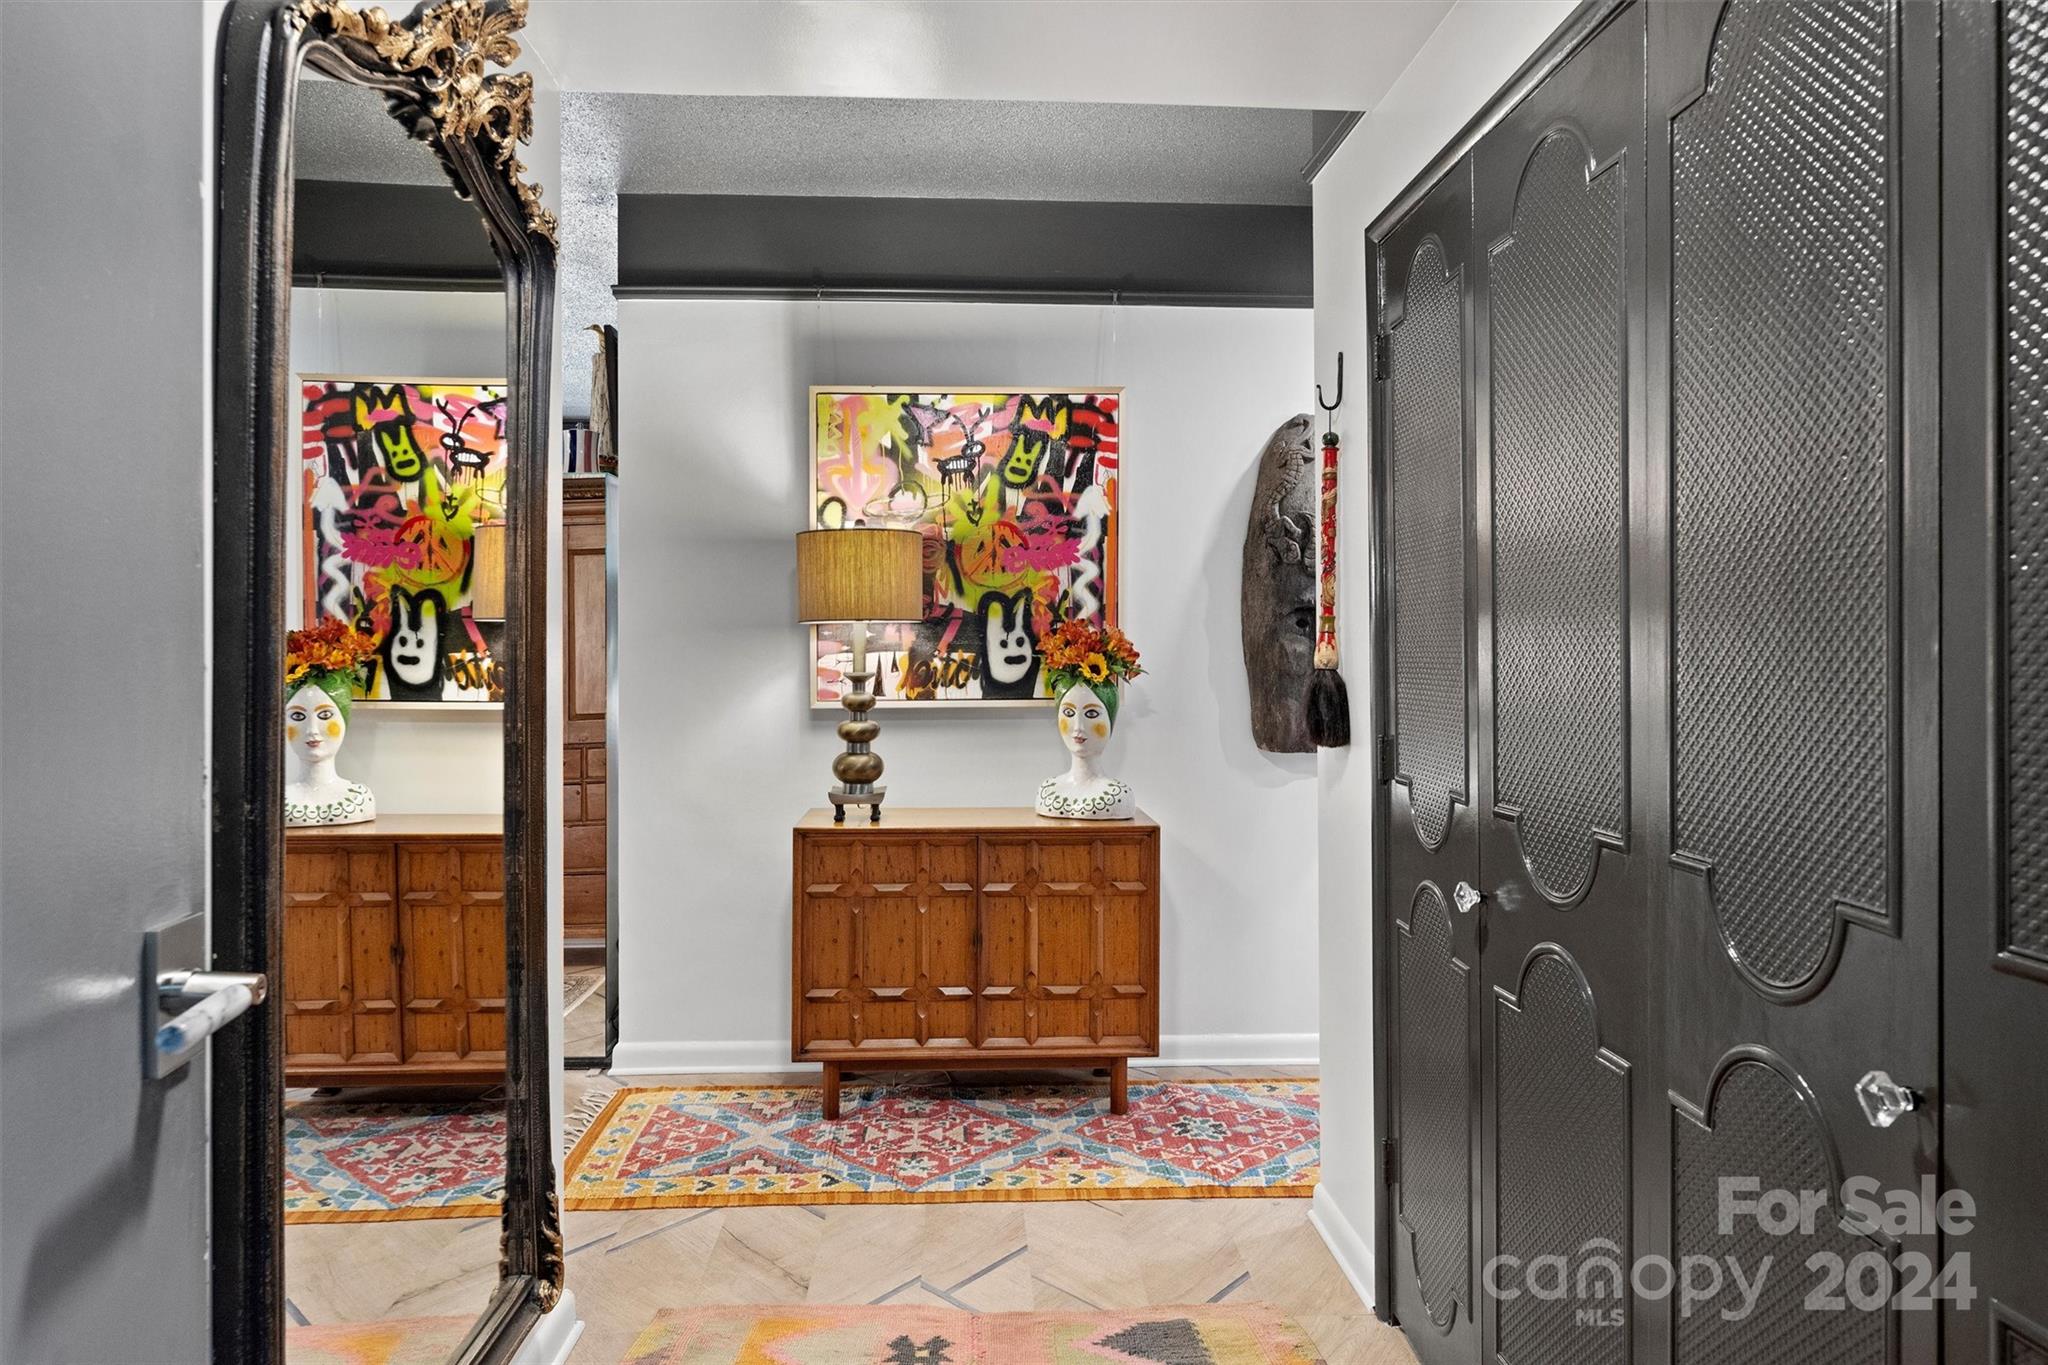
<box><xmin>791</xmin><ymin>807</ymin><xmax>1160</xmax><ymax>1117</ymax></box>
<box><xmin>283</xmin><ymin>815</ymin><xmax>506</xmax><ymax>1086</ymax></box>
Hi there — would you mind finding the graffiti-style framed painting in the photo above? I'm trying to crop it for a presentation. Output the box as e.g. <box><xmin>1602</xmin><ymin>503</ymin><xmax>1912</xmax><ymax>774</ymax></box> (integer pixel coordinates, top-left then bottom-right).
<box><xmin>298</xmin><ymin>374</ymin><xmax>509</xmax><ymax>703</ymax></box>
<box><xmin>809</xmin><ymin>385</ymin><xmax>1123</xmax><ymax>708</ymax></box>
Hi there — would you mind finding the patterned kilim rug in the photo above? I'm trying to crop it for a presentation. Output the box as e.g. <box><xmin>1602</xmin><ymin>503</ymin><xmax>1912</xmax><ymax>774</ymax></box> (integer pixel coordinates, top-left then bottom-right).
<box><xmin>284</xmin><ymin>1315</ymin><xmax>475</xmax><ymax>1364</ymax></box>
<box><xmin>622</xmin><ymin>1304</ymin><xmax>1324</xmax><ymax>1364</ymax></box>
<box><xmin>564</xmin><ymin>1078</ymin><xmax>1318</xmax><ymax>1210</ymax></box>
<box><xmin>564</xmin><ymin>964</ymin><xmax>604</xmax><ymax>1014</ymax></box>
<box><xmin>284</xmin><ymin>1100</ymin><xmax>503</xmax><ymax>1223</ymax></box>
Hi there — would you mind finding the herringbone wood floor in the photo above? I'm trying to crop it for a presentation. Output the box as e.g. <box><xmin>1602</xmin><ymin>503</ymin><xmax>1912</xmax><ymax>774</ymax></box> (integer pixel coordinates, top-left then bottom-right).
<box><xmin>283</xmin><ymin>1066</ymin><xmax>1417</xmax><ymax>1365</ymax></box>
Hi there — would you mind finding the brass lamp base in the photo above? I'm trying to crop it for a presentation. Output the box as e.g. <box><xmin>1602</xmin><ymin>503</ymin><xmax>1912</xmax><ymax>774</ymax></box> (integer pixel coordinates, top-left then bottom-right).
<box><xmin>828</xmin><ymin>670</ymin><xmax>886</xmax><ymax>824</ymax></box>
<box><xmin>827</xmin><ymin>785</ymin><xmax>886</xmax><ymax>824</ymax></box>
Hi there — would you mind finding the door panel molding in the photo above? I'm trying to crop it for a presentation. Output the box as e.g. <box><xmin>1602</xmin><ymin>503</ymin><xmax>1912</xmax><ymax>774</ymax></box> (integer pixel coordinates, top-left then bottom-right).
<box><xmin>1389</xmin><ymin>235</ymin><xmax>1473</xmax><ymax>853</ymax></box>
<box><xmin>1395</xmin><ymin>882</ymin><xmax>1474</xmax><ymax>1332</ymax></box>
<box><xmin>2002</xmin><ymin>0</ymin><xmax>2048</xmax><ymax>985</ymax></box>
<box><xmin>1492</xmin><ymin>945</ymin><xmax>1630</xmax><ymax>1365</ymax></box>
<box><xmin>1486</xmin><ymin>122</ymin><xmax>1630</xmax><ymax>905</ymax></box>
<box><xmin>1665</xmin><ymin>0</ymin><xmax>1903</xmax><ymax>1004</ymax></box>
<box><xmin>1667</xmin><ymin>1047</ymin><xmax>1892</xmax><ymax>1365</ymax></box>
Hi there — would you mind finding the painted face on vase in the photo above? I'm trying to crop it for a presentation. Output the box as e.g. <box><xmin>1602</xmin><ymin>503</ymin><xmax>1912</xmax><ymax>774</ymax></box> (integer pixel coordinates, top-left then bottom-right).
<box><xmin>285</xmin><ymin>682</ymin><xmax>347</xmax><ymax>768</ymax></box>
<box><xmin>1056</xmin><ymin>680</ymin><xmax>1114</xmax><ymax>759</ymax></box>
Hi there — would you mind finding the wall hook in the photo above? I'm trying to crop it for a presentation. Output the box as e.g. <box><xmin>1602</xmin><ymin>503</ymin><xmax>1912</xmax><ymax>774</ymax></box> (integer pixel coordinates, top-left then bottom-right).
<box><xmin>1317</xmin><ymin>351</ymin><xmax>1344</xmax><ymax>415</ymax></box>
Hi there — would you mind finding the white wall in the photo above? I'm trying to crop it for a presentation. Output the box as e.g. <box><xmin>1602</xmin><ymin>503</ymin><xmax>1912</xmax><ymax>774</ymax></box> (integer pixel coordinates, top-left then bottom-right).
<box><xmin>613</xmin><ymin>299</ymin><xmax>1318</xmax><ymax>1071</ymax></box>
<box><xmin>1308</xmin><ymin>0</ymin><xmax>1576</xmax><ymax>1306</ymax></box>
<box><xmin>287</xmin><ymin>285</ymin><xmax>507</xmax><ymax>813</ymax></box>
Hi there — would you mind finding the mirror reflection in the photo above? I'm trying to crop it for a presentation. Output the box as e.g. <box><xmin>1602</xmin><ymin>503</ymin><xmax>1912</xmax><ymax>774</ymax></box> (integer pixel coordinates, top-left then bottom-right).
<box><xmin>281</xmin><ymin>70</ymin><xmax>509</xmax><ymax>1356</ymax></box>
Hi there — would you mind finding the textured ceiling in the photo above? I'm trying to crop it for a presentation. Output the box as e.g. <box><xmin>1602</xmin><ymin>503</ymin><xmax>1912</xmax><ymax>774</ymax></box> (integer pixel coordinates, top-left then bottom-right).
<box><xmin>293</xmin><ymin>76</ymin><xmax>450</xmax><ymax>186</ymax></box>
<box><xmin>589</xmin><ymin>94</ymin><xmax>1315</xmax><ymax>205</ymax></box>
<box><xmin>523</xmin><ymin>0</ymin><xmax>1454</xmax><ymax>110</ymax></box>
<box><xmin>299</xmin><ymin>86</ymin><xmax>1322</xmax><ymax>205</ymax></box>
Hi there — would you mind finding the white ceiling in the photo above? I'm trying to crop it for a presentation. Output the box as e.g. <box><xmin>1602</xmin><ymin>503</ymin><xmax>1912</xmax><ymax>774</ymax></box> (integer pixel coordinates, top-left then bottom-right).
<box><xmin>523</xmin><ymin>0</ymin><xmax>1456</xmax><ymax>111</ymax></box>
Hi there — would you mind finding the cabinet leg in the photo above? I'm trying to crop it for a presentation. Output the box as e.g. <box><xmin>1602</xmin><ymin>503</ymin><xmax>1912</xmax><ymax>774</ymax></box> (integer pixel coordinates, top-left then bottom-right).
<box><xmin>822</xmin><ymin>1062</ymin><xmax>842</xmax><ymax>1120</ymax></box>
<box><xmin>1109</xmin><ymin>1057</ymin><xmax>1128</xmax><ymax>1115</ymax></box>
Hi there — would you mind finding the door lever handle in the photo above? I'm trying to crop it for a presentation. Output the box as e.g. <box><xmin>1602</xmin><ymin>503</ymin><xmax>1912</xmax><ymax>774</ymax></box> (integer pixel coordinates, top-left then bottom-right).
<box><xmin>143</xmin><ymin>913</ymin><xmax>267</xmax><ymax>1080</ymax></box>
<box><xmin>152</xmin><ymin>975</ymin><xmax>264</xmax><ymax>1079</ymax></box>
<box><xmin>159</xmin><ymin>969</ymin><xmax>268</xmax><ymax>1007</ymax></box>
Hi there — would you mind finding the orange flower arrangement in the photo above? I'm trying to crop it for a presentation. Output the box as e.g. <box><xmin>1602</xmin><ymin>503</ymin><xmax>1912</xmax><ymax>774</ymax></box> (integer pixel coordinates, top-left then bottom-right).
<box><xmin>285</xmin><ymin>618</ymin><xmax>379</xmax><ymax>712</ymax></box>
<box><xmin>1038</xmin><ymin>620</ymin><xmax>1143</xmax><ymax>717</ymax></box>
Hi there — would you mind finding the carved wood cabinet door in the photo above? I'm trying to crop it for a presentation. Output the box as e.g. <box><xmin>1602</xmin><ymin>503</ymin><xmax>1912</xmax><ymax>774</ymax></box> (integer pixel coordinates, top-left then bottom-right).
<box><xmin>397</xmin><ymin>841</ymin><xmax>508</xmax><ymax>1067</ymax></box>
<box><xmin>282</xmin><ymin>841</ymin><xmax>401</xmax><ymax>1070</ymax></box>
<box><xmin>978</xmin><ymin>834</ymin><xmax>1156</xmax><ymax>1053</ymax></box>
<box><xmin>795</xmin><ymin>834</ymin><xmax>979</xmax><ymax>1052</ymax></box>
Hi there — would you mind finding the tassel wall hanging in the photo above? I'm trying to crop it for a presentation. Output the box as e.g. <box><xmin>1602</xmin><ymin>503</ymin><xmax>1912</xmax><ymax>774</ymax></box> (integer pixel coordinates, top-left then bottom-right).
<box><xmin>1306</xmin><ymin>355</ymin><xmax>1352</xmax><ymax>748</ymax></box>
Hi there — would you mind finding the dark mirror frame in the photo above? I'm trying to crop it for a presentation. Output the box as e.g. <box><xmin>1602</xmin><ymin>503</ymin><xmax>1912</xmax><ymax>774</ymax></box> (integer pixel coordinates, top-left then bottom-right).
<box><xmin>211</xmin><ymin>1</ymin><xmax>561</xmax><ymax>1360</ymax></box>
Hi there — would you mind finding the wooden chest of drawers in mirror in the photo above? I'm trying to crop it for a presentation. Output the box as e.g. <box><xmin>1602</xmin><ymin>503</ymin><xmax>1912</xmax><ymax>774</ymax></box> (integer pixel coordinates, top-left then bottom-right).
<box><xmin>792</xmin><ymin>807</ymin><xmax>1160</xmax><ymax>1116</ymax></box>
<box><xmin>283</xmin><ymin>815</ymin><xmax>506</xmax><ymax>1086</ymax></box>
<box><xmin>562</xmin><ymin>478</ymin><xmax>609</xmax><ymax>946</ymax></box>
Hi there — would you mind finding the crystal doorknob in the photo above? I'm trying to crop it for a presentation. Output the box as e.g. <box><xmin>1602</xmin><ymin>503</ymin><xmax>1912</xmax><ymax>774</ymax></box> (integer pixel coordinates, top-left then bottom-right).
<box><xmin>1452</xmin><ymin>882</ymin><xmax>1484</xmax><ymax>915</ymax></box>
<box><xmin>1855</xmin><ymin>1069</ymin><xmax>1921</xmax><ymax>1128</ymax></box>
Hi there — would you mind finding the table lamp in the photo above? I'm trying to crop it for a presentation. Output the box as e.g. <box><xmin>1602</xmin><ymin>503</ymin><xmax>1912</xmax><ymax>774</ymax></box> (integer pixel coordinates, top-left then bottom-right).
<box><xmin>796</xmin><ymin>527</ymin><xmax>925</xmax><ymax>822</ymax></box>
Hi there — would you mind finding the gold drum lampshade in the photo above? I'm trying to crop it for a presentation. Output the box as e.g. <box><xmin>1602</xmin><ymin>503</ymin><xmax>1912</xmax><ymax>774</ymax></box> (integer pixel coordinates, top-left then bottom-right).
<box><xmin>795</xmin><ymin>526</ymin><xmax>924</xmax><ymax>825</ymax></box>
<box><xmin>469</xmin><ymin>521</ymin><xmax>507</xmax><ymax>621</ymax></box>
<box><xmin>795</xmin><ymin>527</ymin><xmax>924</xmax><ymax>624</ymax></box>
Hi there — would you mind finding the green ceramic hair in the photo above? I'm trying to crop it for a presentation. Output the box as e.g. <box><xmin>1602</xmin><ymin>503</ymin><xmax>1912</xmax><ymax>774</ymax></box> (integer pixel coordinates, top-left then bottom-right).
<box><xmin>1050</xmin><ymin>672</ymin><xmax>1119</xmax><ymax>726</ymax></box>
<box><xmin>287</xmin><ymin>669</ymin><xmax>357</xmax><ymax>722</ymax></box>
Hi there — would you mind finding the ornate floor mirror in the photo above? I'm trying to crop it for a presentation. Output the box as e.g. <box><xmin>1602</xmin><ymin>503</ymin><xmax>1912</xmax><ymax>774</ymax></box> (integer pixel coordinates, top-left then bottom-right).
<box><xmin>211</xmin><ymin>1</ymin><xmax>559</xmax><ymax>1360</ymax></box>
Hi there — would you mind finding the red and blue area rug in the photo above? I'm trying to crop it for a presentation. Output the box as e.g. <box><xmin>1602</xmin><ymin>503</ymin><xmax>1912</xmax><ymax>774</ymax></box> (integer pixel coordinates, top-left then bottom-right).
<box><xmin>564</xmin><ymin>1078</ymin><xmax>1319</xmax><ymax>1210</ymax></box>
<box><xmin>622</xmin><ymin>1304</ymin><xmax>1323</xmax><ymax>1364</ymax></box>
<box><xmin>284</xmin><ymin>1100</ymin><xmax>503</xmax><ymax>1224</ymax></box>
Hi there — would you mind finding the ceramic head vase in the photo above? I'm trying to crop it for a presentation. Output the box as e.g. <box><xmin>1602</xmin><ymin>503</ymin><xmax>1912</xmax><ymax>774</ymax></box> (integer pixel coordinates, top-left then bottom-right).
<box><xmin>1034</xmin><ymin>621</ymin><xmax>1143</xmax><ymax>820</ymax></box>
<box><xmin>283</xmin><ymin>622</ymin><xmax>379</xmax><ymax>827</ymax></box>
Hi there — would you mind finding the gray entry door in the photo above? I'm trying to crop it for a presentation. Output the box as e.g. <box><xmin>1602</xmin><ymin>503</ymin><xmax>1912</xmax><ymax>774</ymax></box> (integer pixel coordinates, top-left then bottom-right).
<box><xmin>1469</xmin><ymin>10</ymin><xmax>1648</xmax><ymax>1365</ymax></box>
<box><xmin>0</xmin><ymin>2</ymin><xmax>216</xmax><ymax>1360</ymax></box>
<box><xmin>1650</xmin><ymin>2</ymin><xmax>1941</xmax><ymax>1361</ymax></box>
<box><xmin>1375</xmin><ymin>161</ymin><xmax>1481</xmax><ymax>1365</ymax></box>
<box><xmin>1944</xmin><ymin>2</ymin><xmax>2048</xmax><ymax>1358</ymax></box>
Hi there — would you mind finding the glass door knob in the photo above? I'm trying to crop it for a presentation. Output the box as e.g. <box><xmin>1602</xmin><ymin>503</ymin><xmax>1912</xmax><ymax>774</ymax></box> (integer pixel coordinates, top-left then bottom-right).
<box><xmin>1855</xmin><ymin>1069</ymin><xmax>1920</xmax><ymax>1128</ymax></box>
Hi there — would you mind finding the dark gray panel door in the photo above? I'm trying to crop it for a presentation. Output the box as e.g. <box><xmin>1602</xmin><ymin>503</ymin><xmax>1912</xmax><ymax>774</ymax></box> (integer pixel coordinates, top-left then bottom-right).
<box><xmin>1375</xmin><ymin>162</ymin><xmax>1480</xmax><ymax>1365</ymax></box>
<box><xmin>1651</xmin><ymin>1</ymin><xmax>1939</xmax><ymax>1361</ymax></box>
<box><xmin>0</xmin><ymin>2</ymin><xmax>214</xmax><ymax>1360</ymax></box>
<box><xmin>1943</xmin><ymin>1</ymin><xmax>2048</xmax><ymax>1358</ymax></box>
<box><xmin>1470</xmin><ymin>9</ymin><xmax>1646</xmax><ymax>1364</ymax></box>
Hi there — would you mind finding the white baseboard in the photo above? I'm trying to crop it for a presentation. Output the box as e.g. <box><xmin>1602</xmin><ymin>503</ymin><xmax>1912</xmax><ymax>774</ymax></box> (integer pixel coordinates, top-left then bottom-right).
<box><xmin>1309</xmin><ymin>1185</ymin><xmax>1378</xmax><ymax>1312</ymax></box>
<box><xmin>610</xmin><ymin>1038</ymin><xmax>798</xmax><ymax>1074</ymax></box>
<box><xmin>1154</xmin><ymin>1033</ymin><xmax>1318</xmax><ymax>1067</ymax></box>
<box><xmin>609</xmin><ymin>1032</ymin><xmax>1318</xmax><ymax>1076</ymax></box>
<box><xmin>510</xmin><ymin>1289</ymin><xmax>582</xmax><ymax>1365</ymax></box>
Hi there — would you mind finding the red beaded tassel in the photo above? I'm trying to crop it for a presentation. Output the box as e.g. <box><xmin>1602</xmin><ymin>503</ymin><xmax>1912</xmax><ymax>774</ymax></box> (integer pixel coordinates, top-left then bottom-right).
<box><xmin>1305</xmin><ymin>429</ymin><xmax>1351</xmax><ymax>747</ymax></box>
